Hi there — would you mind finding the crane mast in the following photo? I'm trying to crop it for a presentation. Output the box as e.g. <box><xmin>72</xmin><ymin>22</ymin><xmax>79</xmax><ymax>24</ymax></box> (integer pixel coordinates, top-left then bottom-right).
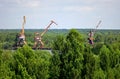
<box><xmin>21</xmin><ymin>16</ymin><xmax>26</xmax><ymax>34</ymax></box>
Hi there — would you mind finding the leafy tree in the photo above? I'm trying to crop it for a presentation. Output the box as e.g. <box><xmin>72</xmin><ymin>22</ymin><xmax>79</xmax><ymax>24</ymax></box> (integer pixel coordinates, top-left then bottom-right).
<box><xmin>113</xmin><ymin>64</ymin><xmax>120</xmax><ymax>79</ymax></box>
<box><xmin>82</xmin><ymin>46</ymin><xmax>101</xmax><ymax>79</ymax></box>
<box><xmin>99</xmin><ymin>45</ymin><xmax>110</xmax><ymax>71</ymax></box>
<box><xmin>52</xmin><ymin>29</ymin><xmax>84</xmax><ymax>79</ymax></box>
<box><xmin>92</xmin><ymin>42</ymin><xmax>104</xmax><ymax>55</ymax></box>
<box><xmin>94</xmin><ymin>32</ymin><xmax>104</xmax><ymax>43</ymax></box>
<box><xmin>0</xmin><ymin>50</ymin><xmax>15</xmax><ymax>79</ymax></box>
<box><xmin>107</xmin><ymin>68</ymin><xmax>115</xmax><ymax>79</ymax></box>
<box><xmin>10</xmin><ymin>45</ymin><xmax>51</xmax><ymax>79</ymax></box>
<box><xmin>92</xmin><ymin>69</ymin><xmax>105</xmax><ymax>79</ymax></box>
<box><xmin>49</xmin><ymin>50</ymin><xmax>61</xmax><ymax>79</ymax></box>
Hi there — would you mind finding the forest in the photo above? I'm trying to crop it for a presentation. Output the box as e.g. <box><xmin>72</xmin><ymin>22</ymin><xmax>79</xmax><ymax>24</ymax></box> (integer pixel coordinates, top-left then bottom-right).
<box><xmin>0</xmin><ymin>29</ymin><xmax>120</xmax><ymax>79</ymax></box>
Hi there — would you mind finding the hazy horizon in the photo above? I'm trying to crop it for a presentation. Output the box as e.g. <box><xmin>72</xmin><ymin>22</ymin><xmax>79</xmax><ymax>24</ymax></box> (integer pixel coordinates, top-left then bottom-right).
<box><xmin>0</xmin><ymin>28</ymin><xmax>120</xmax><ymax>30</ymax></box>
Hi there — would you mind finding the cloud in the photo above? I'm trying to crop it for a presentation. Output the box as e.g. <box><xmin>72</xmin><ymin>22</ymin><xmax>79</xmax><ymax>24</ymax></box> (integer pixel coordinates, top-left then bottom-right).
<box><xmin>1</xmin><ymin>0</ymin><xmax>119</xmax><ymax>10</ymax></box>
<box><xmin>18</xmin><ymin>0</ymin><xmax>41</xmax><ymax>8</ymax></box>
<box><xmin>63</xmin><ymin>6</ymin><xmax>94</xmax><ymax>12</ymax></box>
<box><xmin>0</xmin><ymin>0</ymin><xmax>41</xmax><ymax>8</ymax></box>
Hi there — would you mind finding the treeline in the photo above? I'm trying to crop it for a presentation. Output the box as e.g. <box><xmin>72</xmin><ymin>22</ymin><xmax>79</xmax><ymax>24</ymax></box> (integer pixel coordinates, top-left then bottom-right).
<box><xmin>0</xmin><ymin>29</ymin><xmax>120</xmax><ymax>79</ymax></box>
<box><xmin>0</xmin><ymin>29</ymin><xmax>120</xmax><ymax>49</ymax></box>
<box><xmin>0</xmin><ymin>29</ymin><xmax>66</xmax><ymax>49</ymax></box>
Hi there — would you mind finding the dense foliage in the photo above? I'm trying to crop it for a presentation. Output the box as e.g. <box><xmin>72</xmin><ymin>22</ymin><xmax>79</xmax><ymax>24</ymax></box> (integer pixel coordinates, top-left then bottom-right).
<box><xmin>0</xmin><ymin>29</ymin><xmax>120</xmax><ymax>79</ymax></box>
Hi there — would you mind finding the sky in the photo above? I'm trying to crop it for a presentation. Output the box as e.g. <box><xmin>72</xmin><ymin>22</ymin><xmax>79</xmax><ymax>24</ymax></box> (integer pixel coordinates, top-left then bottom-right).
<box><xmin>0</xmin><ymin>0</ymin><xmax>120</xmax><ymax>29</ymax></box>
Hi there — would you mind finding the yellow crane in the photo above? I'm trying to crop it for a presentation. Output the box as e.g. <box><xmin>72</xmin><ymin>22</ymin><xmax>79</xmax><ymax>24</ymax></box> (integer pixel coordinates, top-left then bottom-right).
<box><xmin>88</xmin><ymin>20</ymin><xmax>102</xmax><ymax>45</ymax></box>
<box><xmin>33</xmin><ymin>20</ymin><xmax>57</xmax><ymax>49</ymax></box>
<box><xmin>17</xmin><ymin>16</ymin><xmax>27</xmax><ymax>47</ymax></box>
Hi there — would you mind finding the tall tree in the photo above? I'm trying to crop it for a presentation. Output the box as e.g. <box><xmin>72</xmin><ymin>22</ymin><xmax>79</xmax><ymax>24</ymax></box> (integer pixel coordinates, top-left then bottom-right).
<box><xmin>99</xmin><ymin>45</ymin><xmax>110</xmax><ymax>71</ymax></box>
<box><xmin>52</xmin><ymin>29</ymin><xmax>84</xmax><ymax>79</ymax></box>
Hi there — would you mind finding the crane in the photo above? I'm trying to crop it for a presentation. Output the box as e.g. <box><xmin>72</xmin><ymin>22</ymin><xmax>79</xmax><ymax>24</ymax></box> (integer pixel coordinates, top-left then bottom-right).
<box><xmin>88</xmin><ymin>20</ymin><xmax>102</xmax><ymax>45</ymax></box>
<box><xmin>16</xmin><ymin>16</ymin><xmax>27</xmax><ymax>47</ymax></box>
<box><xmin>33</xmin><ymin>20</ymin><xmax>57</xmax><ymax>49</ymax></box>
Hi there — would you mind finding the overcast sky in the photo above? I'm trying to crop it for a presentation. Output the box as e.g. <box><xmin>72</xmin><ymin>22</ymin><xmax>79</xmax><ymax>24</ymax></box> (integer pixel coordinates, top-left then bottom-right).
<box><xmin>0</xmin><ymin>0</ymin><xmax>120</xmax><ymax>29</ymax></box>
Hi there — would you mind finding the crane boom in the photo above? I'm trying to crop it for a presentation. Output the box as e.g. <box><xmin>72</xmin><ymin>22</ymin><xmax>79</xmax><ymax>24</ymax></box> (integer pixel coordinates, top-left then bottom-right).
<box><xmin>40</xmin><ymin>20</ymin><xmax>57</xmax><ymax>37</ymax></box>
<box><xmin>94</xmin><ymin>20</ymin><xmax>102</xmax><ymax>33</ymax></box>
<box><xmin>21</xmin><ymin>16</ymin><xmax>26</xmax><ymax>34</ymax></box>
